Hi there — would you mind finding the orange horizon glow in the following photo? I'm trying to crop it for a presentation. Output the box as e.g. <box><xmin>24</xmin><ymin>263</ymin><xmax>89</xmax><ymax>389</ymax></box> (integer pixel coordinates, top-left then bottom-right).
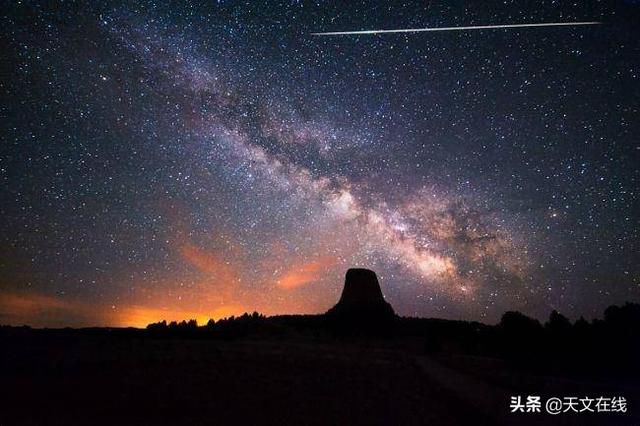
<box><xmin>0</xmin><ymin>291</ymin><xmax>253</xmax><ymax>328</ymax></box>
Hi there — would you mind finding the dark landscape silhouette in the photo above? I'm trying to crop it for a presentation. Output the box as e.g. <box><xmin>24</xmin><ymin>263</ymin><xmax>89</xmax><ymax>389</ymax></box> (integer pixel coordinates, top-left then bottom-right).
<box><xmin>1</xmin><ymin>269</ymin><xmax>639</xmax><ymax>425</ymax></box>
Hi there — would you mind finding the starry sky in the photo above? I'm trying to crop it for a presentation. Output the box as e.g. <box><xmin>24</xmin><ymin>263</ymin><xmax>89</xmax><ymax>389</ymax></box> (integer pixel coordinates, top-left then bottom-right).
<box><xmin>1</xmin><ymin>0</ymin><xmax>638</xmax><ymax>327</ymax></box>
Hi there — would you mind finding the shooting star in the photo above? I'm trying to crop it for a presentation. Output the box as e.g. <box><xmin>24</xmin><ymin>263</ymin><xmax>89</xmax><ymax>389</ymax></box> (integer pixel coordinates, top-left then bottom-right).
<box><xmin>311</xmin><ymin>21</ymin><xmax>601</xmax><ymax>36</ymax></box>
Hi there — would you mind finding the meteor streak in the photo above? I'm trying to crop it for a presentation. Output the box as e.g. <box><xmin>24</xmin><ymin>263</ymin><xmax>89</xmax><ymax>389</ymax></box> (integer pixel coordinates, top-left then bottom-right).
<box><xmin>311</xmin><ymin>21</ymin><xmax>601</xmax><ymax>36</ymax></box>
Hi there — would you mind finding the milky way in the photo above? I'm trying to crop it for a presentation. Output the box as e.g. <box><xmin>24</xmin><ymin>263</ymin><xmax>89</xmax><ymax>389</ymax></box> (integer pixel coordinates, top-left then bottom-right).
<box><xmin>1</xmin><ymin>1</ymin><xmax>638</xmax><ymax>327</ymax></box>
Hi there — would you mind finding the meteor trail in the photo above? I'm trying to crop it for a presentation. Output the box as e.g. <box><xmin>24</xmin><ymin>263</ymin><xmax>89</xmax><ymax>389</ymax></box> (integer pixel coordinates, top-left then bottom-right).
<box><xmin>311</xmin><ymin>21</ymin><xmax>601</xmax><ymax>36</ymax></box>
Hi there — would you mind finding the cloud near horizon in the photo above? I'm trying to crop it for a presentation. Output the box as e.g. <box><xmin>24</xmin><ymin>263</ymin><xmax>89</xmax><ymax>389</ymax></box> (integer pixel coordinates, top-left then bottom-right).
<box><xmin>275</xmin><ymin>256</ymin><xmax>338</xmax><ymax>290</ymax></box>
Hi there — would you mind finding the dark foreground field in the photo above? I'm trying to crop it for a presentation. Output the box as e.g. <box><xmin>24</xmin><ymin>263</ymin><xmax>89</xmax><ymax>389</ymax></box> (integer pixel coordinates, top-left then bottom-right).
<box><xmin>1</xmin><ymin>327</ymin><xmax>638</xmax><ymax>426</ymax></box>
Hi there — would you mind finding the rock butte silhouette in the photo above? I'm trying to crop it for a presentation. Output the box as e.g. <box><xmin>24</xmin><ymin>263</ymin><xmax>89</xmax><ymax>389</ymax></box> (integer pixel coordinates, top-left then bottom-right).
<box><xmin>326</xmin><ymin>268</ymin><xmax>396</xmax><ymax>321</ymax></box>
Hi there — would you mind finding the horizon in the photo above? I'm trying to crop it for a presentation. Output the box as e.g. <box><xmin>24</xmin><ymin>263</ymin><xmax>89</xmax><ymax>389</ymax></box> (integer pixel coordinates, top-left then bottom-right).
<box><xmin>1</xmin><ymin>268</ymin><xmax>637</xmax><ymax>329</ymax></box>
<box><xmin>2</xmin><ymin>1</ymin><xmax>639</xmax><ymax>328</ymax></box>
<box><xmin>4</xmin><ymin>299</ymin><xmax>638</xmax><ymax>330</ymax></box>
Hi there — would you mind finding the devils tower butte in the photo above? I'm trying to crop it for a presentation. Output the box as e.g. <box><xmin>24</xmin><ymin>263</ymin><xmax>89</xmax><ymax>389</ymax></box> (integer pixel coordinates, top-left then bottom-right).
<box><xmin>326</xmin><ymin>268</ymin><xmax>396</xmax><ymax>320</ymax></box>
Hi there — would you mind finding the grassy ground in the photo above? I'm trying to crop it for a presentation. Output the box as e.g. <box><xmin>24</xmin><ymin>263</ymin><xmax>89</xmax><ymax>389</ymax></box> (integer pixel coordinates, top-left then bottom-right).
<box><xmin>1</xmin><ymin>334</ymin><xmax>637</xmax><ymax>425</ymax></box>
<box><xmin>1</xmin><ymin>335</ymin><xmax>474</xmax><ymax>425</ymax></box>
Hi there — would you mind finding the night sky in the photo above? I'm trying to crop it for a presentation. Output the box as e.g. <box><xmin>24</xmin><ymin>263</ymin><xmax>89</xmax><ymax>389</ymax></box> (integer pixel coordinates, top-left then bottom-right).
<box><xmin>1</xmin><ymin>1</ymin><xmax>638</xmax><ymax>327</ymax></box>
